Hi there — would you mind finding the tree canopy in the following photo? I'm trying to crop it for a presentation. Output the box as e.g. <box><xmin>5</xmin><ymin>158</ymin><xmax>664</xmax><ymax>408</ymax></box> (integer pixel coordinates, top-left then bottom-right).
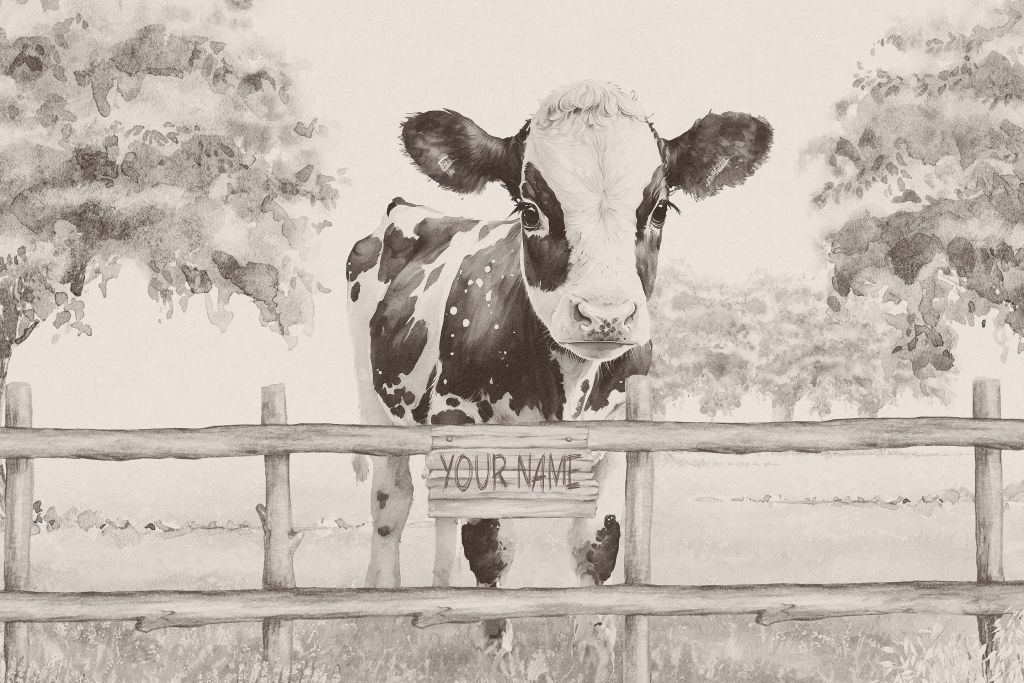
<box><xmin>807</xmin><ymin>0</ymin><xmax>1024</xmax><ymax>377</ymax></box>
<box><xmin>649</xmin><ymin>267</ymin><xmax>755</xmax><ymax>418</ymax></box>
<box><xmin>650</xmin><ymin>263</ymin><xmax>948</xmax><ymax>419</ymax></box>
<box><xmin>0</xmin><ymin>0</ymin><xmax>337</xmax><ymax>378</ymax></box>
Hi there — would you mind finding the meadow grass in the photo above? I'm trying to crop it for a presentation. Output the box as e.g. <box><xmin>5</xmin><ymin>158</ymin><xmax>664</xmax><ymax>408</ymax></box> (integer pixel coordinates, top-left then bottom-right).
<box><xmin>2</xmin><ymin>613</ymin><xmax>912</xmax><ymax>682</ymax></box>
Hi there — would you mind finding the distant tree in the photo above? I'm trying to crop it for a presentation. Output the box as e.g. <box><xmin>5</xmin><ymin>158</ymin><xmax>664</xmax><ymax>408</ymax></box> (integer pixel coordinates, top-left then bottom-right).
<box><xmin>0</xmin><ymin>0</ymin><xmax>338</xmax><ymax>395</ymax></box>
<box><xmin>651</xmin><ymin>264</ymin><xmax>947</xmax><ymax>420</ymax></box>
<box><xmin>649</xmin><ymin>265</ymin><xmax>755</xmax><ymax>419</ymax></box>
<box><xmin>748</xmin><ymin>277</ymin><xmax>948</xmax><ymax>419</ymax></box>
<box><xmin>807</xmin><ymin>0</ymin><xmax>1024</xmax><ymax>383</ymax></box>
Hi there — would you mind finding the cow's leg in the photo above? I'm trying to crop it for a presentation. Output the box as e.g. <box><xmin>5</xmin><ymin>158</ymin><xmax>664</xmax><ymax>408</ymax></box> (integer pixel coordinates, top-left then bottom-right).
<box><xmin>568</xmin><ymin>452</ymin><xmax>619</xmax><ymax>681</ymax></box>
<box><xmin>355</xmin><ymin>377</ymin><xmax>415</xmax><ymax>588</ymax></box>
<box><xmin>462</xmin><ymin>518</ymin><xmax>515</xmax><ymax>667</ymax></box>
<box><xmin>433</xmin><ymin>518</ymin><xmax>459</xmax><ymax>586</ymax></box>
<box><xmin>365</xmin><ymin>455</ymin><xmax>414</xmax><ymax>587</ymax></box>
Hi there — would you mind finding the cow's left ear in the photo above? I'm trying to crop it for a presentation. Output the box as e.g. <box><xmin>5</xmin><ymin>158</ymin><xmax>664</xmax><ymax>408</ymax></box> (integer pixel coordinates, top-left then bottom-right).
<box><xmin>401</xmin><ymin>109</ymin><xmax>527</xmax><ymax>196</ymax></box>
<box><xmin>662</xmin><ymin>112</ymin><xmax>772</xmax><ymax>200</ymax></box>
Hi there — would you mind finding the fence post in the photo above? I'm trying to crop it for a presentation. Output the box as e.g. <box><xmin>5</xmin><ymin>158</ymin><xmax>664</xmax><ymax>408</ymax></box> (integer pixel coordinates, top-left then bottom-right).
<box><xmin>257</xmin><ymin>384</ymin><xmax>302</xmax><ymax>682</ymax></box>
<box><xmin>3</xmin><ymin>382</ymin><xmax>32</xmax><ymax>678</ymax></box>
<box><xmin>974</xmin><ymin>378</ymin><xmax>1003</xmax><ymax>675</ymax></box>
<box><xmin>623</xmin><ymin>375</ymin><xmax>654</xmax><ymax>682</ymax></box>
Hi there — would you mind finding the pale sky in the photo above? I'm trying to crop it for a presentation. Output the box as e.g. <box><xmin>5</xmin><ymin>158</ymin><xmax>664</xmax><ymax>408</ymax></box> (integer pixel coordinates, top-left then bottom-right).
<box><xmin>5</xmin><ymin>0</ymin><xmax>1020</xmax><ymax>524</ymax></box>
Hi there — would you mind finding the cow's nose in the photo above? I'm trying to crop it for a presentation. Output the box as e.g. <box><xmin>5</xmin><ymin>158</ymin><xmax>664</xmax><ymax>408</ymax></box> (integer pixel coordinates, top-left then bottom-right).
<box><xmin>572</xmin><ymin>300</ymin><xmax>638</xmax><ymax>341</ymax></box>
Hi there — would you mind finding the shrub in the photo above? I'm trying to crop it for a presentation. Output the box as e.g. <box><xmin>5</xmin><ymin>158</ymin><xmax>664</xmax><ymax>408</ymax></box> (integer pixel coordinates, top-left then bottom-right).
<box><xmin>881</xmin><ymin>609</ymin><xmax>1024</xmax><ymax>682</ymax></box>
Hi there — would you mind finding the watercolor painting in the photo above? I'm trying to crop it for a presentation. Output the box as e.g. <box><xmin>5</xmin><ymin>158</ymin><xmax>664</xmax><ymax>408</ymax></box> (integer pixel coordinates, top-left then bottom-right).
<box><xmin>6</xmin><ymin>0</ymin><xmax>1024</xmax><ymax>681</ymax></box>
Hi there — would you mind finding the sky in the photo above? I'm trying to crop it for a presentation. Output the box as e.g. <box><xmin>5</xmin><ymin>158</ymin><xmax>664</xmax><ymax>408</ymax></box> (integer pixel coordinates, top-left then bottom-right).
<box><xmin>3</xmin><ymin>0</ymin><xmax>1022</xmax><ymax>524</ymax></box>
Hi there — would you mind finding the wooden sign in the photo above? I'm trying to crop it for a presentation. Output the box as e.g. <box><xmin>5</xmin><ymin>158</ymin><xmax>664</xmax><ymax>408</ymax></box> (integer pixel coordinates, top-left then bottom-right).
<box><xmin>426</xmin><ymin>448</ymin><xmax>598</xmax><ymax>518</ymax></box>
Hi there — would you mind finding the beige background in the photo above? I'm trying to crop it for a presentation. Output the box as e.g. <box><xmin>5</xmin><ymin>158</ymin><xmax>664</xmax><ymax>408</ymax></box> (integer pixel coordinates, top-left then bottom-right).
<box><xmin>4</xmin><ymin>0</ymin><xmax>1019</xmax><ymax>527</ymax></box>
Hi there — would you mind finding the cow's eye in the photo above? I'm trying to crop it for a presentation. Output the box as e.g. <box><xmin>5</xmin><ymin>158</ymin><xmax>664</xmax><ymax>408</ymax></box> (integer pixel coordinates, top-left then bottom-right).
<box><xmin>518</xmin><ymin>202</ymin><xmax>542</xmax><ymax>230</ymax></box>
<box><xmin>650</xmin><ymin>199</ymin><xmax>677</xmax><ymax>228</ymax></box>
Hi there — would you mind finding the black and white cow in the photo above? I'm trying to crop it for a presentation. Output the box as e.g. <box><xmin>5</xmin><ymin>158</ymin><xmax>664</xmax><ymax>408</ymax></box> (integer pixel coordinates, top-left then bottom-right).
<box><xmin>347</xmin><ymin>79</ymin><xmax>771</xmax><ymax>663</ymax></box>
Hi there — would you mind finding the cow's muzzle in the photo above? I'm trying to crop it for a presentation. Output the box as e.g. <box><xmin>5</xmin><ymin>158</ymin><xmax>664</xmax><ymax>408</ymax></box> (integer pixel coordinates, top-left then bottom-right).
<box><xmin>572</xmin><ymin>299</ymin><xmax>637</xmax><ymax>342</ymax></box>
<box><xmin>557</xmin><ymin>298</ymin><xmax>643</xmax><ymax>361</ymax></box>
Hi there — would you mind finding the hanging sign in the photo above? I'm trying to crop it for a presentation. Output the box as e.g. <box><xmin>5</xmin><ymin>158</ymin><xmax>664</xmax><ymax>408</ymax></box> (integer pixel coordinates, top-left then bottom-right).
<box><xmin>425</xmin><ymin>447</ymin><xmax>598</xmax><ymax>518</ymax></box>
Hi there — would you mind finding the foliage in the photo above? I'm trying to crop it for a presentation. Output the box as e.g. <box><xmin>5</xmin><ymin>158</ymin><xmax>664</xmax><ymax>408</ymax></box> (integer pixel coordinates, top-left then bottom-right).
<box><xmin>0</xmin><ymin>0</ymin><xmax>336</xmax><ymax>372</ymax></box>
<box><xmin>649</xmin><ymin>265</ymin><xmax>755</xmax><ymax>418</ymax></box>
<box><xmin>748</xmin><ymin>276</ymin><xmax>942</xmax><ymax>418</ymax></box>
<box><xmin>650</xmin><ymin>263</ymin><xmax>947</xmax><ymax>419</ymax></box>
<box><xmin>881</xmin><ymin>608</ymin><xmax>1024</xmax><ymax>682</ymax></box>
<box><xmin>808</xmin><ymin>0</ymin><xmax>1024</xmax><ymax>376</ymax></box>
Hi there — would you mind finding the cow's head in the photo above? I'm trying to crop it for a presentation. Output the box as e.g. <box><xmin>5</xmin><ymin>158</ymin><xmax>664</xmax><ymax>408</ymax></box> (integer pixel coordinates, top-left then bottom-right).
<box><xmin>401</xmin><ymin>80</ymin><xmax>772</xmax><ymax>362</ymax></box>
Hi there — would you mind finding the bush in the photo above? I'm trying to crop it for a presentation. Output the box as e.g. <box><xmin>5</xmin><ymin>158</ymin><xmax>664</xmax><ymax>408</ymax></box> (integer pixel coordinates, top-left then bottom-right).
<box><xmin>881</xmin><ymin>609</ymin><xmax>1024</xmax><ymax>682</ymax></box>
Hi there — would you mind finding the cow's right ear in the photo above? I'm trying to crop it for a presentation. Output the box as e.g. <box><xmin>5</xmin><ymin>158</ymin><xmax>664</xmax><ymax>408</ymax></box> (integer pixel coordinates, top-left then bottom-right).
<box><xmin>401</xmin><ymin>110</ymin><xmax>527</xmax><ymax>196</ymax></box>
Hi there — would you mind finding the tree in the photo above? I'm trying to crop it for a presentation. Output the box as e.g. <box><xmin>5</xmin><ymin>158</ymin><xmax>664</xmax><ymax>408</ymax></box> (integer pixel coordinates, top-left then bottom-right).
<box><xmin>649</xmin><ymin>264</ymin><xmax>756</xmax><ymax>419</ymax></box>
<box><xmin>0</xmin><ymin>0</ymin><xmax>337</xmax><ymax>396</ymax></box>
<box><xmin>748</xmin><ymin>276</ymin><xmax>948</xmax><ymax>419</ymax></box>
<box><xmin>807</xmin><ymin>0</ymin><xmax>1024</xmax><ymax>383</ymax></box>
<box><xmin>650</xmin><ymin>263</ymin><xmax>947</xmax><ymax>420</ymax></box>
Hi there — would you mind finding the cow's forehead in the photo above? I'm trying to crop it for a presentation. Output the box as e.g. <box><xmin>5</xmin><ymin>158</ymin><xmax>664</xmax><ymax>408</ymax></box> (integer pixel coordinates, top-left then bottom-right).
<box><xmin>523</xmin><ymin>117</ymin><xmax>663</xmax><ymax>206</ymax></box>
<box><xmin>530</xmin><ymin>79</ymin><xmax>647</xmax><ymax>130</ymax></box>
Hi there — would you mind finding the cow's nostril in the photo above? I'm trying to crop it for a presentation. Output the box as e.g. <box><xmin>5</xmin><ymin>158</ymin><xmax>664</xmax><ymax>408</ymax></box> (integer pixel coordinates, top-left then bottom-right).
<box><xmin>573</xmin><ymin>302</ymin><xmax>592</xmax><ymax>325</ymax></box>
<box><xmin>624</xmin><ymin>303</ymin><xmax>639</xmax><ymax>326</ymax></box>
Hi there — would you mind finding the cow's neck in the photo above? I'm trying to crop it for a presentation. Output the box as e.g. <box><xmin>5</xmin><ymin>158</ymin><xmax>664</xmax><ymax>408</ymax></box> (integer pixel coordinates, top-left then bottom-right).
<box><xmin>552</xmin><ymin>348</ymin><xmax>600</xmax><ymax>422</ymax></box>
<box><xmin>478</xmin><ymin>292</ymin><xmax>599</xmax><ymax>424</ymax></box>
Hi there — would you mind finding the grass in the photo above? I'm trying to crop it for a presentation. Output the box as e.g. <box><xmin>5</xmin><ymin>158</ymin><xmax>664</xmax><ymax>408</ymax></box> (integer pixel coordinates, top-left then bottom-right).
<box><xmin>3</xmin><ymin>614</ymin><xmax>910</xmax><ymax>682</ymax></box>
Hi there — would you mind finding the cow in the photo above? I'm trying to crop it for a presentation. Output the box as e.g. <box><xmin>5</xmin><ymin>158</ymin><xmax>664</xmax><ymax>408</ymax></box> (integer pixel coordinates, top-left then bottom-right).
<box><xmin>346</xmin><ymin>79</ymin><xmax>771</xmax><ymax>671</ymax></box>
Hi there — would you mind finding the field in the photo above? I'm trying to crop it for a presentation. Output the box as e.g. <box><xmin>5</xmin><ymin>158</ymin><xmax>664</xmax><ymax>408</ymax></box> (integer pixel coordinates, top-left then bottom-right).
<box><xmin>9</xmin><ymin>449</ymin><xmax>1024</xmax><ymax>682</ymax></box>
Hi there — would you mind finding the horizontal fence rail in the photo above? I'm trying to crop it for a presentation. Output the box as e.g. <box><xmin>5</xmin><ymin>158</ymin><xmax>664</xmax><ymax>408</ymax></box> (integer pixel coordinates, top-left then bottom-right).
<box><xmin>0</xmin><ymin>582</ymin><xmax>1022</xmax><ymax>631</ymax></box>
<box><xmin>4</xmin><ymin>417</ymin><xmax>1024</xmax><ymax>459</ymax></box>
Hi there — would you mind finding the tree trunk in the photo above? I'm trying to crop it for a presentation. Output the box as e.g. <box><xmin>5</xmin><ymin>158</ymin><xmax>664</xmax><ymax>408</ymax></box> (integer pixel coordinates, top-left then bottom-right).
<box><xmin>771</xmin><ymin>397</ymin><xmax>795</xmax><ymax>422</ymax></box>
<box><xmin>364</xmin><ymin>455</ymin><xmax>414</xmax><ymax>588</ymax></box>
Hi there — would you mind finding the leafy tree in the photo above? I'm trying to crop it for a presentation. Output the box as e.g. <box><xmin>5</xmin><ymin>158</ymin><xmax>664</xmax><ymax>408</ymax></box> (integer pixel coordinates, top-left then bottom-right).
<box><xmin>749</xmin><ymin>277</ymin><xmax>947</xmax><ymax>419</ymax></box>
<box><xmin>649</xmin><ymin>265</ymin><xmax>756</xmax><ymax>419</ymax></box>
<box><xmin>651</xmin><ymin>264</ymin><xmax>947</xmax><ymax>420</ymax></box>
<box><xmin>0</xmin><ymin>0</ymin><xmax>337</xmax><ymax>393</ymax></box>
<box><xmin>807</xmin><ymin>0</ymin><xmax>1024</xmax><ymax>381</ymax></box>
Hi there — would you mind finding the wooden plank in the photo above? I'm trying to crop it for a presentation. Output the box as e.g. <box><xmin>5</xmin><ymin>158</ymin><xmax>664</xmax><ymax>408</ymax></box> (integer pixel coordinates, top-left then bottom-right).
<box><xmin>0</xmin><ymin>424</ymin><xmax>433</xmax><ymax>459</ymax></box>
<box><xmin>974</xmin><ymin>378</ymin><xmax>1003</xmax><ymax>676</ymax></box>
<box><xmin>431</xmin><ymin>424</ymin><xmax>588</xmax><ymax>451</ymax></box>
<box><xmin>0</xmin><ymin>582</ymin><xmax>1014</xmax><ymax>630</ymax></box>
<box><xmin>426</xmin><ymin>447</ymin><xmax>599</xmax><ymax>517</ymax></box>
<box><xmin>5</xmin><ymin>417</ymin><xmax>1024</xmax><ymax>460</ymax></box>
<box><xmin>428</xmin><ymin>498</ymin><xmax>597</xmax><ymax>518</ymax></box>
<box><xmin>258</xmin><ymin>385</ymin><xmax>300</xmax><ymax>682</ymax></box>
<box><xmin>425</xmin><ymin>471</ymin><xmax>596</xmax><ymax>486</ymax></box>
<box><xmin>425</xmin><ymin>450</ymin><xmax>594</xmax><ymax>472</ymax></box>
<box><xmin>426</xmin><ymin>483</ymin><xmax>599</xmax><ymax>501</ymax></box>
<box><xmin>3</xmin><ymin>383</ymin><xmax>31</xmax><ymax>679</ymax></box>
<box><xmin>579</xmin><ymin>417</ymin><xmax>1024</xmax><ymax>453</ymax></box>
<box><xmin>623</xmin><ymin>375</ymin><xmax>654</xmax><ymax>683</ymax></box>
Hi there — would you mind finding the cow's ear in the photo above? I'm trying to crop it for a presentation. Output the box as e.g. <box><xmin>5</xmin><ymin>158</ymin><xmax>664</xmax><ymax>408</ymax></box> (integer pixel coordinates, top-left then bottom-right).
<box><xmin>662</xmin><ymin>112</ymin><xmax>772</xmax><ymax>199</ymax></box>
<box><xmin>401</xmin><ymin>109</ymin><xmax>527</xmax><ymax>195</ymax></box>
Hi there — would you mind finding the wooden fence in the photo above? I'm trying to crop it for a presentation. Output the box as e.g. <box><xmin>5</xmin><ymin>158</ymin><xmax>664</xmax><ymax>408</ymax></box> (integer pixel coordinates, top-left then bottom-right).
<box><xmin>1</xmin><ymin>376</ymin><xmax>1023</xmax><ymax>681</ymax></box>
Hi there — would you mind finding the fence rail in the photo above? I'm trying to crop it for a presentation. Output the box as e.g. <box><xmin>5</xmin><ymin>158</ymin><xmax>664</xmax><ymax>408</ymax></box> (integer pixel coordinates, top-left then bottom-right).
<box><xmin>0</xmin><ymin>582</ymin><xmax>1019</xmax><ymax>630</ymax></box>
<box><xmin>2</xmin><ymin>417</ymin><xmax>1024</xmax><ymax>459</ymax></box>
<box><xmin>0</xmin><ymin>379</ymin><xmax>1018</xmax><ymax>682</ymax></box>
